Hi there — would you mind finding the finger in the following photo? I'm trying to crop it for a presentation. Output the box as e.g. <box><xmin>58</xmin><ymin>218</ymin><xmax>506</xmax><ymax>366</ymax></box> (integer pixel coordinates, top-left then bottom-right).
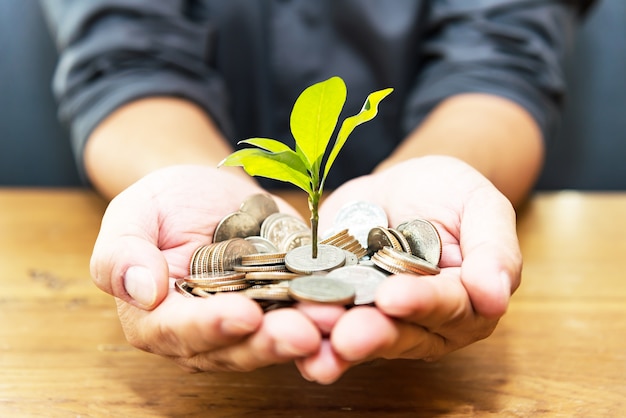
<box><xmin>91</xmin><ymin>190</ymin><xmax>170</xmax><ymax>309</ymax></box>
<box><xmin>295</xmin><ymin>303</ymin><xmax>347</xmax><ymax>336</ymax></box>
<box><xmin>375</xmin><ymin>272</ymin><xmax>499</xmax><ymax>344</ymax></box>
<box><xmin>375</xmin><ymin>271</ymin><xmax>471</xmax><ymax>329</ymax></box>
<box><xmin>330</xmin><ymin>306</ymin><xmax>447</xmax><ymax>363</ymax></box>
<box><xmin>460</xmin><ymin>188</ymin><xmax>522</xmax><ymax>318</ymax></box>
<box><xmin>92</xmin><ymin>234</ymin><xmax>171</xmax><ymax>310</ymax></box>
<box><xmin>292</xmin><ymin>304</ymin><xmax>352</xmax><ymax>384</ymax></box>
<box><xmin>295</xmin><ymin>339</ymin><xmax>352</xmax><ymax>385</ymax></box>
<box><xmin>117</xmin><ymin>292</ymin><xmax>264</xmax><ymax>358</ymax></box>
<box><xmin>185</xmin><ymin>307</ymin><xmax>322</xmax><ymax>373</ymax></box>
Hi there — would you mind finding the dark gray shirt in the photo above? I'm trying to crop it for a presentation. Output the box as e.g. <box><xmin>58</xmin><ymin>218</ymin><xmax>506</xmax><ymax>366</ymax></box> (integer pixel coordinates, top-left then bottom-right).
<box><xmin>41</xmin><ymin>0</ymin><xmax>592</xmax><ymax>188</ymax></box>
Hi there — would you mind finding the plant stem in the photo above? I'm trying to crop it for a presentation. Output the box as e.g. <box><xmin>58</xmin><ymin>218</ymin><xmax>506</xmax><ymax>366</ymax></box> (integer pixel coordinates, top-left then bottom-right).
<box><xmin>308</xmin><ymin>192</ymin><xmax>320</xmax><ymax>259</ymax></box>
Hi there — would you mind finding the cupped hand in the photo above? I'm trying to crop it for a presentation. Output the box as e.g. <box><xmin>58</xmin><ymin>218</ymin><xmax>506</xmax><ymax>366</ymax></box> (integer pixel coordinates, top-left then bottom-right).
<box><xmin>295</xmin><ymin>155</ymin><xmax>522</xmax><ymax>383</ymax></box>
<box><xmin>90</xmin><ymin>165</ymin><xmax>321</xmax><ymax>371</ymax></box>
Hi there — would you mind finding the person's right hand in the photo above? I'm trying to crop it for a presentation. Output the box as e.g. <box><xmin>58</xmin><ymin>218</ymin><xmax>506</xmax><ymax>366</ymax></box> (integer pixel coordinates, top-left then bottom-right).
<box><xmin>294</xmin><ymin>156</ymin><xmax>522</xmax><ymax>384</ymax></box>
<box><xmin>90</xmin><ymin>165</ymin><xmax>322</xmax><ymax>372</ymax></box>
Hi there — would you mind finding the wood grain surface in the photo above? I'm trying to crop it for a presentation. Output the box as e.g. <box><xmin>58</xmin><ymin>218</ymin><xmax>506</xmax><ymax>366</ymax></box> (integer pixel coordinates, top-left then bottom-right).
<box><xmin>1</xmin><ymin>189</ymin><xmax>625</xmax><ymax>417</ymax></box>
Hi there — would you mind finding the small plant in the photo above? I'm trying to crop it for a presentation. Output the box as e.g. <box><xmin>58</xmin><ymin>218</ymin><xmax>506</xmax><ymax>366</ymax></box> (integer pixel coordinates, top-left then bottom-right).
<box><xmin>219</xmin><ymin>76</ymin><xmax>392</xmax><ymax>259</ymax></box>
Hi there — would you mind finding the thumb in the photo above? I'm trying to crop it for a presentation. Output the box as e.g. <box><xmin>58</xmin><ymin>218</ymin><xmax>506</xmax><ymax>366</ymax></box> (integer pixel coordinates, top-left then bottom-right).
<box><xmin>460</xmin><ymin>190</ymin><xmax>522</xmax><ymax>319</ymax></box>
<box><xmin>90</xmin><ymin>188</ymin><xmax>170</xmax><ymax>310</ymax></box>
<box><xmin>91</xmin><ymin>234</ymin><xmax>170</xmax><ymax>310</ymax></box>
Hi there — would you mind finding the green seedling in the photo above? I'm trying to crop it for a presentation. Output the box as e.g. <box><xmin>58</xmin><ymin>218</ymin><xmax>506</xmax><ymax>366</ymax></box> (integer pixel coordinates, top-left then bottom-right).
<box><xmin>219</xmin><ymin>76</ymin><xmax>393</xmax><ymax>259</ymax></box>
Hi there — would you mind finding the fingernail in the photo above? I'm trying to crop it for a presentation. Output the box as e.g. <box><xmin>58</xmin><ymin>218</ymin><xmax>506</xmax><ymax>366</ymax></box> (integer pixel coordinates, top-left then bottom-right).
<box><xmin>124</xmin><ymin>266</ymin><xmax>157</xmax><ymax>308</ymax></box>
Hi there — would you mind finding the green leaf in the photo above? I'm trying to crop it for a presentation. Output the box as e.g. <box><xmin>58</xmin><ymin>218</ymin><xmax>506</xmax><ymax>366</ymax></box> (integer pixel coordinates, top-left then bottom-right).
<box><xmin>219</xmin><ymin>148</ymin><xmax>312</xmax><ymax>194</ymax></box>
<box><xmin>238</xmin><ymin>138</ymin><xmax>294</xmax><ymax>154</ymax></box>
<box><xmin>290</xmin><ymin>76</ymin><xmax>347</xmax><ymax>184</ymax></box>
<box><xmin>321</xmin><ymin>87</ymin><xmax>393</xmax><ymax>188</ymax></box>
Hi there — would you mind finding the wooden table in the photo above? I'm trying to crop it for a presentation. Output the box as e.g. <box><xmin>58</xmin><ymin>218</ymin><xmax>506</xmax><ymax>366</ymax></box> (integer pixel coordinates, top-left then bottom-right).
<box><xmin>1</xmin><ymin>188</ymin><xmax>625</xmax><ymax>417</ymax></box>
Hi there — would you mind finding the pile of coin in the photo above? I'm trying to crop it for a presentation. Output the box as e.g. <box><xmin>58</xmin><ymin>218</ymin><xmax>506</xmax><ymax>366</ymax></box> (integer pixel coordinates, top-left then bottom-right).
<box><xmin>177</xmin><ymin>194</ymin><xmax>442</xmax><ymax>310</ymax></box>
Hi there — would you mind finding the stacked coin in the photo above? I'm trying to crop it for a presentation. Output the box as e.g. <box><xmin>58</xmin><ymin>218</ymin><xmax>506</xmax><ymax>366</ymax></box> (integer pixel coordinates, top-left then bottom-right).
<box><xmin>320</xmin><ymin>228</ymin><xmax>368</xmax><ymax>259</ymax></box>
<box><xmin>181</xmin><ymin>271</ymin><xmax>250</xmax><ymax>295</ymax></box>
<box><xmin>179</xmin><ymin>195</ymin><xmax>444</xmax><ymax>310</ymax></box>
<box><xmin>234</xmin><ymin>252</ymin><xmax>290</xmax><ymax>275</ymax></box>
<box><xmin>371</xmin><ymin>246</ymin><xmax>440</xmax><ymax>276</ymax></box>
<box><xmin>365</xmin><ymin>218</ymin><xmax>442</xmax><ymax>276</ymax></box>
<box><xmin>189</xmin><ymin>238</ymin><xmax>257</xmax><ymax>275</ymax></box>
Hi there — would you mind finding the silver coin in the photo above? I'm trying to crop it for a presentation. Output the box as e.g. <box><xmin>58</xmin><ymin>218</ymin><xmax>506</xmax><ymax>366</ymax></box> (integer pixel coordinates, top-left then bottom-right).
<box><xmin>213</xmin><ymin>211</ymin><xmax>261</xmax><ymax>243</ymax></box>
<box><xmin>218</xmin><ymin>238</ymin><xmax>258</xmax><ymax>272</ymax></box>
<box><xmin>325</xmin><ymin>265</ymin><xmax>387</xmax><ymax>305</ymax></box>
<box><xmin>284</xmin><ymin>244</ymin><xmax>346</xmax><ymax>274</ymax></box>
<box><xmin>243</xmin><ymin>284</ymin><xmax>293</xmax><ymax>301</ymax></box>
<box><xmin>343</xmin><ymin>250</ymin><xmax>359</xmax><ymax>266</ymax></box>
<box><xmin>288</xmin><ymin>276</ymin><xmax>356</xmax><ymax>305</ymax></box>
<box><xmin>280</xmin><ymin>229</ymin><xmax>312</xmax><ymax>252</ymax></box>
<box><xmin>239</xmin><ymin>193</ymin><xmax>279</xmax><ymax>226</ymax></box>
<box><xmin>332</xmin><ymin>201</ymin><xmax>388</xmax><ymax>248</ymax></box>
<box><xmin>262</xmin><ymin>213</ymin><xmax>309</xmax><ymax>249</ymax></box>
<box><xmin>244</xmin><ymin>236</ymin><xmax>279</xmax><ymax>254</ymax></box>
<box><xmin>397</xmin><ymin>219</ymin><xmax>442</xmax><ymax>266</ymax></box>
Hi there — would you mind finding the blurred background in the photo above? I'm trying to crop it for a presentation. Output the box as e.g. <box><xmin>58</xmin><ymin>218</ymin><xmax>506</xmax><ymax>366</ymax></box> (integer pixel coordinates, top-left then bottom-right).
<box><xmin>0</xmin><ymin>0</ymin><xmax>624</xmax><ymax>190</ymax></box>
<box><xmin>0</xmin><ymin>1</ymin><xmax>81</xmax><ymax>186</ymax></box>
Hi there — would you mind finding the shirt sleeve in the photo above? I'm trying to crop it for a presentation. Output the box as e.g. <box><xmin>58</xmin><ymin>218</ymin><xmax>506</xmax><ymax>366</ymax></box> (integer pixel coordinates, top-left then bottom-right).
<box><xmin>401</xmin><ymin>0</ymin><xmax>593</xmax><ymax>142</ymax></box>
<box><xmin>40</xmin><ymin>0</ymin><xmax>233</xmax><ymax>180</ymax></box>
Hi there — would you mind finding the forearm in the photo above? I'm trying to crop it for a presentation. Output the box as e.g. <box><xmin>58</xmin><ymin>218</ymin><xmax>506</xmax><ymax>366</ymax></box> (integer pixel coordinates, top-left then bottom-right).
<box><xmin>84</xmin><ymin>97</ymin><xmax>254</xmax><ymax>200</ymax></box>
<box><xmin>375</xmin><ymin>94</ymin><xmax>544</xmax><ymax>208</ymax></box>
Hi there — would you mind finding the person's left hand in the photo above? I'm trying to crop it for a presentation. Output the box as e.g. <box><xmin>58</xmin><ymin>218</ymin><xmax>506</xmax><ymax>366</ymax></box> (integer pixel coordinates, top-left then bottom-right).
<box><xmin>293</xmin><ymin>156</ymin><xmax>522</xmax><ymax>384</ymax></box>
